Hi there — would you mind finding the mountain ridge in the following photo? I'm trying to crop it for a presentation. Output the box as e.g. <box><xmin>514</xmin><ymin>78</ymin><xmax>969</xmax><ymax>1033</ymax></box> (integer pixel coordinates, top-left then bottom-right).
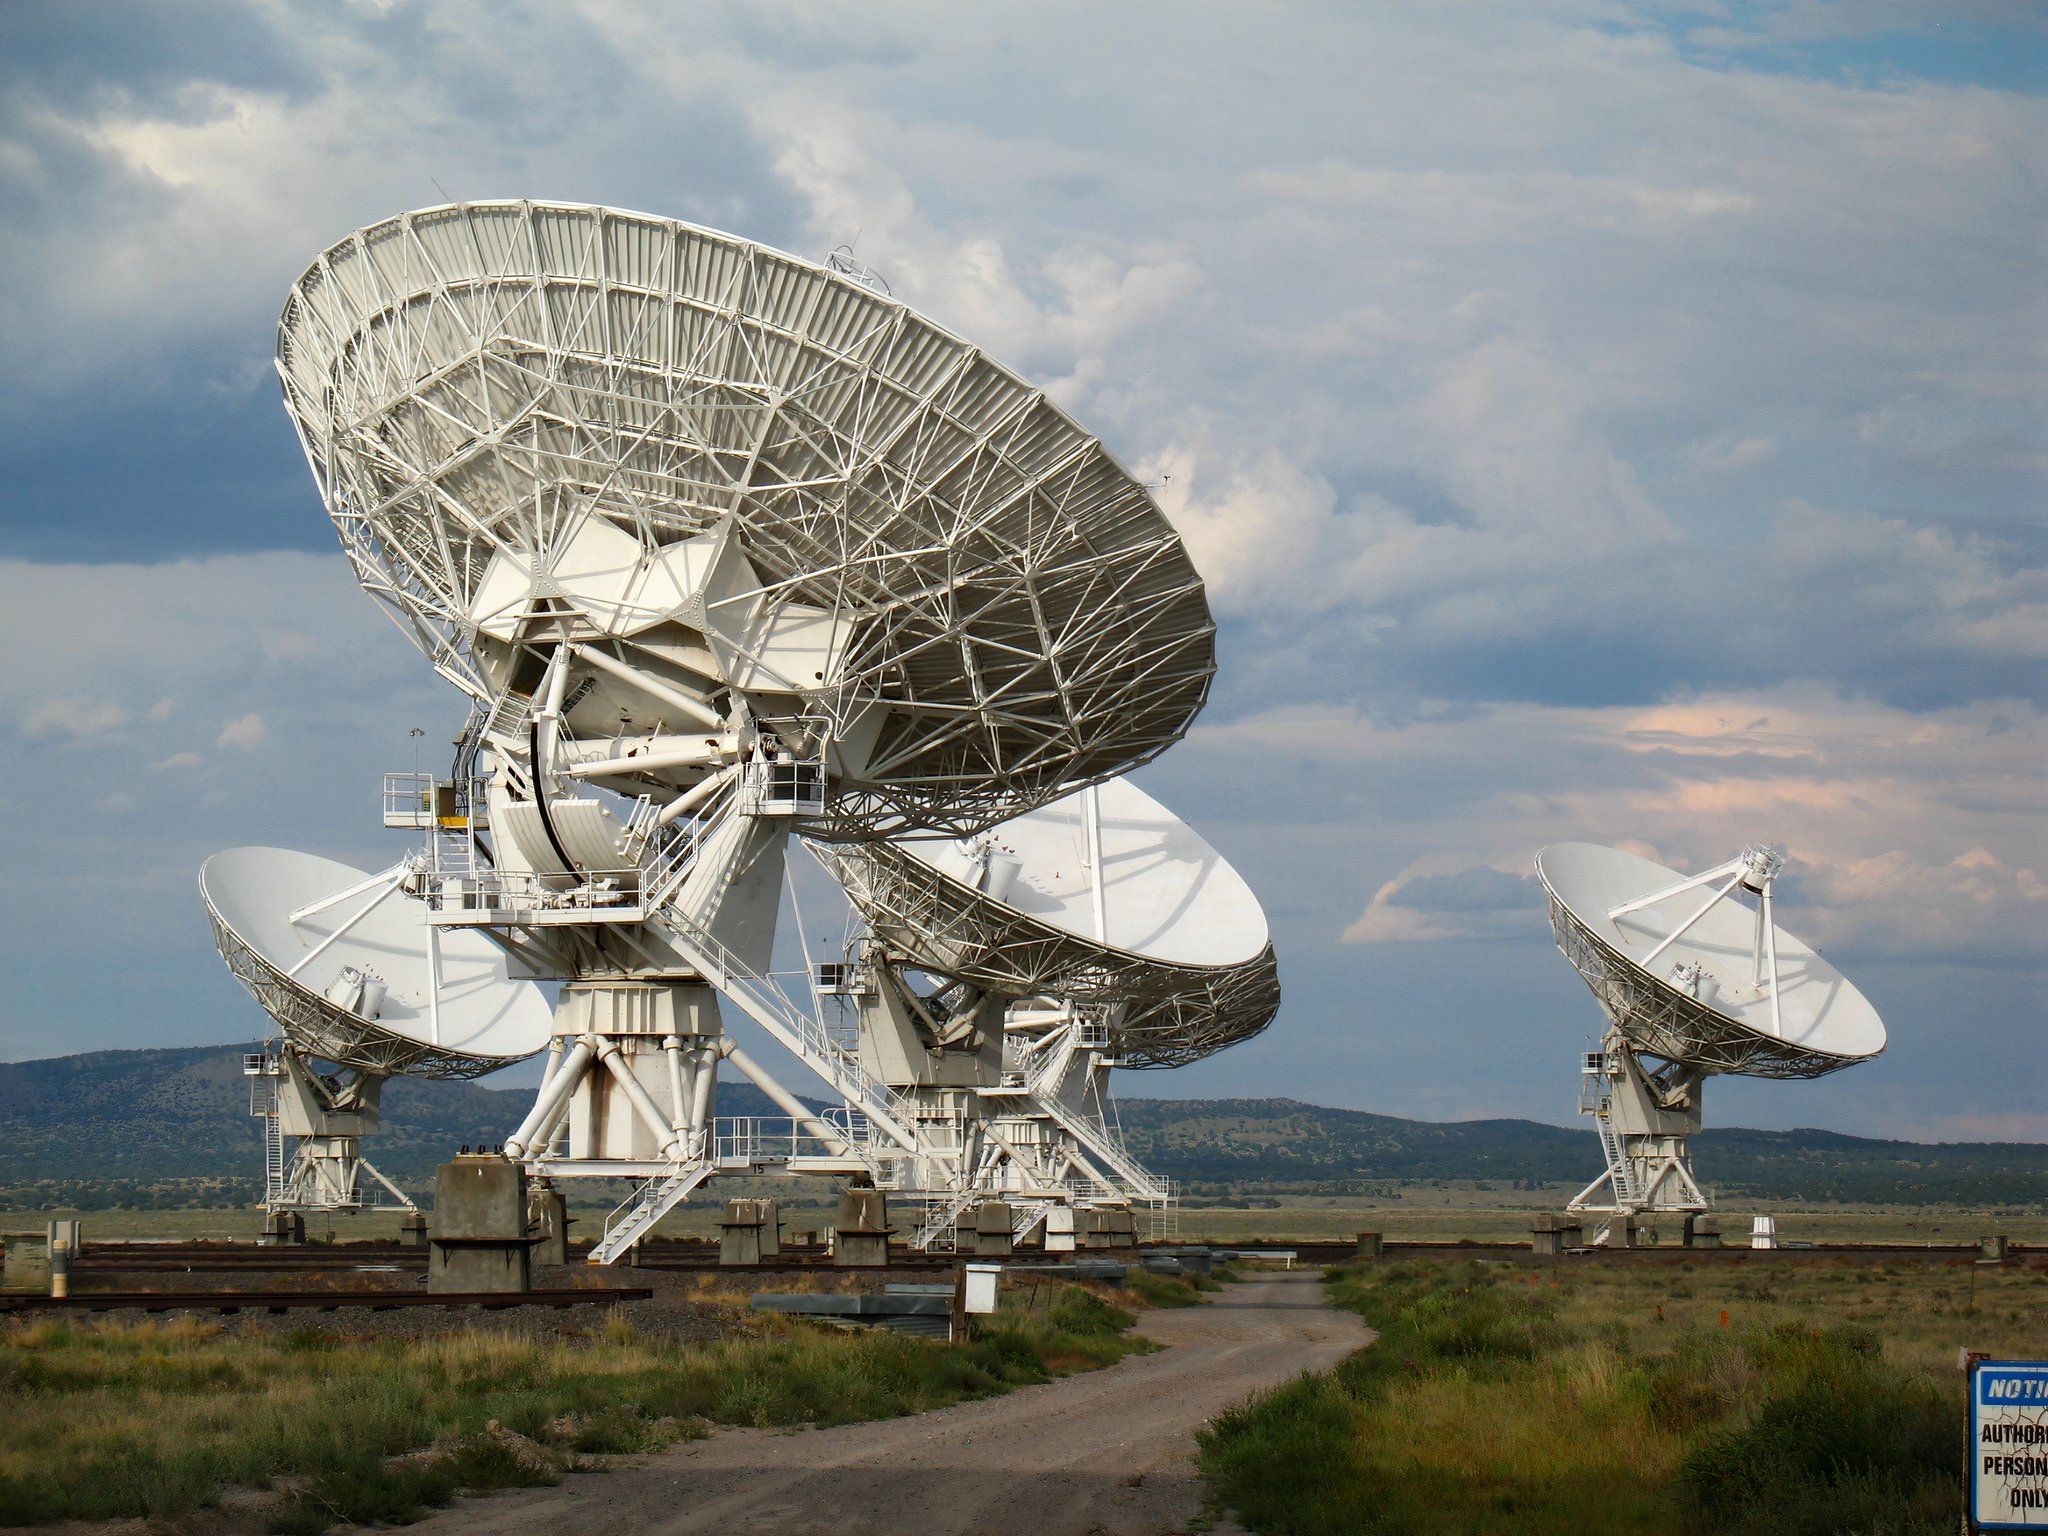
<box><xmin>3</xmin><ymin>1044</ymin><xmax>2042</xmax><ymax>1207</ymax></box>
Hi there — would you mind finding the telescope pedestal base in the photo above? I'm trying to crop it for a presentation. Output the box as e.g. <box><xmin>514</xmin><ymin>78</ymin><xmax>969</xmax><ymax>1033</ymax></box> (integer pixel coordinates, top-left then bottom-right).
<box><xmin>1566</xmin><ymin>1032</ymin><xmax>1708</xmax><ymax>1242</ymax></box>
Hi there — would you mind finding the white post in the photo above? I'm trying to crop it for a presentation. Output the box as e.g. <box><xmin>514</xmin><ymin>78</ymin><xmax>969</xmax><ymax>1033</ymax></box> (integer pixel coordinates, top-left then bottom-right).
<box><xmin>595</xmin><ymin>1039</ymin><xmax>685</xmax><ymax>1158</ymax></box>
<box><xmin>650</xmin><ymin>762</ymin><xmax>739</xmax><ymax>830</ymax></box>
<box><xmin>505</xmin><ymin>1036</ymin><xmax>594</xmax><ymax>1158</ymax></box>
<box><xmin>1608</xmin><ymin>856</ymin><xmax>1743</xmax><ymax>921</ymax></box>
<box><xmin>1761</xmin><ymin>884</ymin><xmax>1783</xmax><ymax>1037</ymax></box>
<box><xmin>424</xmin><ymin>922</ymin><xmax>442</xmax><ymax>1046</ymax></box>
<box><xmin>689</xmin><ymin>1041</ymin><xmax>718</xmax><ymax>1150</ymax></box>
<box><xmin>572</xmin><ymin>642</ymin><xmax>722</xmax><ymax>730</ymax></box>
<box><xmin>1083</xmin><ymin>782</ymin><xmax>1107</xmax><ymax>942</ymax></box>
<box><xmin>285</xmin><ymin>875</ymin><xmax>405</xmax><ymax>980</ymax></box>
<box><xmin>1639</xmin><ymin>873</ymin><xmax>1745</xmax><ymax>969</ymax></box>
<box><xmin>289</xmin><ymin>862</ymin><xmax>408</xmax><ymax>927</ymax></box>
<box><xmin>664</xmin><ymin>1037</ymin><xmax>691</xmax><ymax>1137</ymax></box>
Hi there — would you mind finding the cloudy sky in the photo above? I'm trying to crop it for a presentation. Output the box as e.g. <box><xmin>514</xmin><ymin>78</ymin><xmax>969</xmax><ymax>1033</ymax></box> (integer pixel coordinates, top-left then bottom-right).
<box><xmin>1</xmin><ymin>1</ymin><xmax>2041</xmax><ymax>1142</ymax></box>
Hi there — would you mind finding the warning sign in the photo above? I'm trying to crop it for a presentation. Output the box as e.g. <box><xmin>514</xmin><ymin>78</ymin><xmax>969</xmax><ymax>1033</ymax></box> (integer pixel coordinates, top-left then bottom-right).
<box><xmin>1974</xmin><ymin>1362</ymin><xmax>2048</xmax><ymax>1532</ymax></box>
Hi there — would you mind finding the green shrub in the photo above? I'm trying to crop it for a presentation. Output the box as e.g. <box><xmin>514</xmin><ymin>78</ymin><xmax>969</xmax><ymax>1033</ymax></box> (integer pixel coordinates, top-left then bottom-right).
<box><xmin>1681</xmin><ymin>1332</ymin><xmax>1956</xmax><ymax>1536</ymax></box>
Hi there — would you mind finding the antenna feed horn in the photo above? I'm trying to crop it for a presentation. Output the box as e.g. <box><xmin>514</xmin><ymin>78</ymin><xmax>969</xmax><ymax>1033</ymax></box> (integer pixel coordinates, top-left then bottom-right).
<box><xmin>1737</xmin><ymin>843</ymin><xmax>1784</xmax><ymax>894</ymax></box>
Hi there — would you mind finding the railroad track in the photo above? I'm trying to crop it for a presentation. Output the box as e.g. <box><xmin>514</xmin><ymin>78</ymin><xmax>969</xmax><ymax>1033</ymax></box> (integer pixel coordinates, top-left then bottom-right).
<box><xmin>38</xmin><ymin>1237</ymin><xmax>2027</xmax><ymax>1279</ymax></box>
<box><xmin>0</xmin><ymin>1287</ymin><xmax>652</xmax><ymax>1315</ymax></box>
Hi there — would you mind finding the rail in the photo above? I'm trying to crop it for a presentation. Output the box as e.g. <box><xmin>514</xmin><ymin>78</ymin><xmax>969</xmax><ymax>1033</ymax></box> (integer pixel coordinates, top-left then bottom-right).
<box><xmin>0</xmin><ymin>1288</ymin><xmax>650</xmax><ymax>1315</ymax></box>
<box><xmin>711</xmin><ymin>1112</ymin><xmax>873</xmax><ymax>1166</ymax></box>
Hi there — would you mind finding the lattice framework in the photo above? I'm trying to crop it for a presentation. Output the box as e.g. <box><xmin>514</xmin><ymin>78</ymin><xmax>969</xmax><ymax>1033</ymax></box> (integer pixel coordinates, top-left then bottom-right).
<box><xmin>278</xmin><ymin>201</ymin><xmax>1215</xmax><ymax>839</ymax></box>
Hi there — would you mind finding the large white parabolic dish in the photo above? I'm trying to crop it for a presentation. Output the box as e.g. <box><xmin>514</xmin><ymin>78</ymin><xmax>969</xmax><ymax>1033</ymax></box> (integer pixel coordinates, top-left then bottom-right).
<box><xmin>1536</xmin><ymin>842</ymin><xmax>1884</xmax><ymax>1078</ymax></box>
<box><xmin>200</xmin><ymin>848</ymin><xmax>553</xmax><ymax>1080</ymax></box>
<box><xmin>813</xmin><ymin>776</ymin><xmax>1280</xmax><ymax>1068</ymax></box>
<box><xmin>276</xmin><ymin>200</ymin><xmax>1216</xmax><ymax>839</ymax></box>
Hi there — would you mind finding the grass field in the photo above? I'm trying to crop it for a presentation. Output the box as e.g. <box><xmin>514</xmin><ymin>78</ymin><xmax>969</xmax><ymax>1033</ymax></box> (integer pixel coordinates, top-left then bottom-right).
<box><xmin>0</xmin><ymin>1276</ymin><xmax>1182</xmax><ymax>1531</ymax></box>
<box><xmin>1200</xmin><ymin>1256</ymin><xmax>2048</xmax><ymax>1535</ymax></box>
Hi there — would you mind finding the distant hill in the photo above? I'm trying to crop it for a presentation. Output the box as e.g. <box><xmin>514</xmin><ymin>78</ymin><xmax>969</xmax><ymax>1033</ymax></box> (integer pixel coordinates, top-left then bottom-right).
<box><xmin>2</xmin><ymin>1045</ymin><xmax>2043</xmax><ymax>1208</ymax></box>
<box><xmin>1110</xmin><ymin>1098</ymin><xmax>2048</xmax><ymax>1206</ymax></box>
<box><xmin>0</xmin><ymin>1043</ymin><xmax>799</xmax><ymax>1208</ymax></box>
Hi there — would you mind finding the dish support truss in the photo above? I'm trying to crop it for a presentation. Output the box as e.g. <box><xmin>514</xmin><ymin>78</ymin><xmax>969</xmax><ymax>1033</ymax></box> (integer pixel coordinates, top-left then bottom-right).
<box><xmin>371</xmin><ymin>734</ymin><xmax>1173</xmax><ymax>1260</ymax></box>
<box><xmin>242</xmin><ymin>1047</ymin><xmax>415</xmax><ymax>1215</ymax></box>
<box><xmin>1564</xmin><ymin>1031</ymin><xmax>1706</xmax><ymax>1232</ymax></box>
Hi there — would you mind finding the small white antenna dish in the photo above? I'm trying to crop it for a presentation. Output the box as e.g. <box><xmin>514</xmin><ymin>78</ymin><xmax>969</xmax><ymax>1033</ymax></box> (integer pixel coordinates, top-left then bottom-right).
<box><xmin>1535</xmin><ymin>841</ymin><xmax>1886</xmax><ymax>1242</ymax></box>
<box><xmin>813</xmin><ymin>774</ymin><xmax>1279</xmax><ymax>1068</ymax></box>
<box><xmin>805</xmin><ymin>774</ymin><xmax>1280</xmax><ymax>1241</ymax></box>
<box><xmin>200</xmin><ymin>847</ymin><xmax>552</xmax><ymax>1216</ymax></box>
<box><xmin>825</xmin><ymin>243</ymin><xmax>890</xmax><ymax>295</ymax></box>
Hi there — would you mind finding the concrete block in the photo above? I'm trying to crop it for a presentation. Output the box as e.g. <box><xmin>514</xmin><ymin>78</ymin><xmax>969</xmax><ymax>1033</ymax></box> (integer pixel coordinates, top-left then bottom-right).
<box><xmin>757</xmin><ymin>1199</ymin><xmax>782</xmax><ymax>1258</ymax></box>
<box><xmin>429</xmin><ymin>1155</ymin><xmax>534</xmax><ymax>1294</ymax></box>
<box><xmin>720</xmin><ymin>1199</ymin><xmax>767</xmax><ymax>1266</ymax></box>
<box><xmin>1980</xmin><ymin>1234</ymin><xmax>2010</xmax><ymax>1264</ymax></box>
<box><xmin>258</xmin><ymin>1211</ymin><xmax>305</xmax><ymax>1247</ymax></box>
<box><xmin>1356</xmin><ymin>1230</ymin><xmax>1384</xmax><ymax>1260</ymax></box>
<box><xmin>400</xmin><ymin>1211</ymin><xmax>430</xmax><ymax>1248</ymax></box>
<box><xmin>832</xmin><ymin>1189</ymin><xmax>891</xmax><ymax>1268</ymax></box>
<box><xmin>1686</xmin><ymin>1216</ymin><xmax>1720</xmax><ymax>1250</ymax></box>
<box><xmin>1044</xmin><ymin>1206</ymin><xmax>1075</xmax><ymax>1254</ymax></box>
<box><xmin>965</xmin><ymin>1202</ymin><xmax>1014</xmax><ymax>1258</ymax></box>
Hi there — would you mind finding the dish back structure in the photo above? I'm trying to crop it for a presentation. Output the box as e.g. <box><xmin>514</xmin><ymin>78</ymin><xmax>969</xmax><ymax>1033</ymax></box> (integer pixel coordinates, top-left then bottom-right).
<box><xmin>276</xmin><ymin>200</ymin><xmax>1214</xmax><ymax>839</ymax></box>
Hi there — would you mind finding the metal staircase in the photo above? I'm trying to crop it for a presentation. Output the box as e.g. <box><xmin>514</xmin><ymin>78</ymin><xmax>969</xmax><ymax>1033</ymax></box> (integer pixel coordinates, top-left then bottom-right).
<box><xmin>646</xmin><ymin>897</ymin><xmax>918</xmax><ymax>1155</ymax></box>
<box><xmin>1025</xmin><ymin>1033</ymin><xmax>1170</xmax><ymax>1203</ymax></box>
<box><xmin>911</xmin><ymin>1186</ymin><xmax>982</xmax><ymax>1252</ymax></box>
<box><xmin>1594</xmin><ymin>1113</ymin><xmax>1641</xmax><ymax>1205</ymax></box>
<box><xmin>591</xmin><ymin>1158</ymin><xmax>716</xmax><ymax>1263</ymax></box>
<box><xmin>637</xmin><ymin>776</ymin><xmax>736</xmax><ymax>912</ymax></box>
<box><xmin>244</xmin><ymin>1052</ymin><xmax>286</xmax><ymax>1204</ymax></box>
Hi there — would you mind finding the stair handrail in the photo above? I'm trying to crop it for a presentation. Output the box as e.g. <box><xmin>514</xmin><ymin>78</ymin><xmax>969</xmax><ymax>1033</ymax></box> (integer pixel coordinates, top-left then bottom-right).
<box><xmin>646</xmin><ymin>896</ymin><xmax>919</xmax><ymax>1152</ymax></box>
<box><xmin>592</xmin><ymin>1157</ymin><xmax>713</xmax><ymax>1263</ymax></box>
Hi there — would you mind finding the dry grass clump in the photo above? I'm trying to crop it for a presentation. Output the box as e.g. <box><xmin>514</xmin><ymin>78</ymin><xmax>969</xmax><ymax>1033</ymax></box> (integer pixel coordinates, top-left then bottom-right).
<box><xmin>0</xmin><ymin>1280</ymin><xmax>1146</xmax><ymax>1530</ymax></box>
<box><xmin>1201</xmin><ymin>1258</ymin><xmax>2048</xmax><ymax>1536</ymax></box>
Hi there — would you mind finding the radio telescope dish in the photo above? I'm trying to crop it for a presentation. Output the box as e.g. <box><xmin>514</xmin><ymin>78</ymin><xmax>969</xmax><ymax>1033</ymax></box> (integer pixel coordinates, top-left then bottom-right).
<box><xmin>200</xmin><ymin>847</ymin><xmax>552</xmax><ymax>1080</ymax></box>
<box><xmin>812</xmin><ymin>775</ymin><xmax>1279</xmax><ymax>1067</ymax></box>
<box><xmin>1536</xmin><ymin>841</ymin><xmax>1883</xmax><ymax>1078</ymax></box>
<box><xmin>275</xmin><ymin>199</ymin><xmax>1215</xmax><ymax>838</ymax></box>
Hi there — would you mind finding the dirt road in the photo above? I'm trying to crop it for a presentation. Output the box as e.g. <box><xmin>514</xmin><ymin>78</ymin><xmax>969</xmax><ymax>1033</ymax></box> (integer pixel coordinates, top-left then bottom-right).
<box><xmin>415</xmin><ymin>1269</ymin><xmax>1368</xmax><ymax>1536</ymax></box>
